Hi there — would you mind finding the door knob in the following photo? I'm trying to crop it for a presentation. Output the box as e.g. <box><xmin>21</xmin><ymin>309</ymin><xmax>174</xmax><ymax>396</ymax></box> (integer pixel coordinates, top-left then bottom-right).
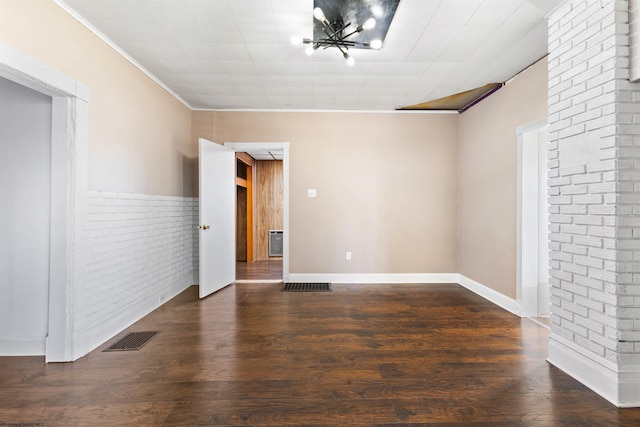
<box><xmin>197</xmin><ymin>225</ymin><xmax>210</xmax><ymax>230</ymax></box>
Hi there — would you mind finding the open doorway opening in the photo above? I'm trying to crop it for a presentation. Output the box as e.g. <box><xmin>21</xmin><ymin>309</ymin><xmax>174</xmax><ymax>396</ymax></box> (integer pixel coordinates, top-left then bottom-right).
<box><xmin>226</xmin><ymin>143</ymin><xmax>289</xmax><ymax>283</ymax></box>
<box><xmin>0</xmin><ymin>76</ymin><xmax>52</xmax><ymax>357</ymax></box>
<box><xmin>236</xmin><ymin>154</ymin><xmax>253</xmax><ymax>265</ymax></box>
<box><xmin>1</xmin><ymin>41</ymin><xmax>89</xmax><ymax>362</ymax></box>
<box><xmin>517</xmin><ymin>119</ymin><xmax>550</xmax><ymax>324</ymax></box>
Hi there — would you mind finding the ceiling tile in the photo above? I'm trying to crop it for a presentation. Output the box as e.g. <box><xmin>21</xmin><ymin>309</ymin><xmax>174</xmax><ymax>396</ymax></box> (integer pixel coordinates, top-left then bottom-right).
<box><xmin>146</xmin><ymin>0</ymin><xmax>197</xmax><ymax>21</ymax></box>
<box><xmin>233</xmin><ymin>75</ymin><xmax>264</xmax><ymax>88</ymax></box>
<box><xmin>178</xmin><ymin>43</ymin><xmax>222</xmax><ymax>61</ymax></box>
<box><xmin>60</xmin><ymin>0</ymin><xmax>562</xmax><ymax>110</ymax></box>
<box><xmin>246</xmin><ymin>44</ymin><xmax>284</xmax><ymax>62</ymax></box>
<box><xmin>466</xmin><ymin>1</ymin><xmax>524</xmax><ymax>25</ymax></box>
<box><xmin>214</xmin><ymin>43</ymin><xmax>253</xmax><ymax>61</ymax></box>
<box><xmin>237</xmin><ymin>22</ymin><xmax>280</xmax><ymax>44</ymax></box>
<box><xmin>406</xmin><ymin>25</ymin><xmax>461</xmax><ymax>62</ymax></box>
<box><xmin>437</xmin><ymin>25</ymin><xmax>496</xmax><ymax>61</ymax></box>
<box><xmin>429</xmin><ymin>1</ymin><xmax>483</xmax><ymax>26</ymax></box>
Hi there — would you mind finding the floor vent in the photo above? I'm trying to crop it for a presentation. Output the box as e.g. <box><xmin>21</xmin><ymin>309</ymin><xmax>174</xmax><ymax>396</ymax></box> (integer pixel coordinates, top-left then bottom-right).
<box><xmin>281</xmin><ymin>282</ymin><xmax>331</xmax><ymax>292</ymax></box>
<box><xmin>103</xmin><ymin>331</ymin><xmax>158</xmax><ymax>352</ymax></box>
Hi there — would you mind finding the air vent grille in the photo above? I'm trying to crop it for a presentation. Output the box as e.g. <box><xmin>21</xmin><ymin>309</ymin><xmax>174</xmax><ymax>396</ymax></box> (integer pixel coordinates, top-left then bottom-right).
<box><xmin>103</xmin><ymin>331</ymin><xmax>158</xmax><ymax>352</ymax></box>
<box><xmin>281</xmin><ymin>282</ymin><xmax>331</xmax><ymax>292</ymax></box>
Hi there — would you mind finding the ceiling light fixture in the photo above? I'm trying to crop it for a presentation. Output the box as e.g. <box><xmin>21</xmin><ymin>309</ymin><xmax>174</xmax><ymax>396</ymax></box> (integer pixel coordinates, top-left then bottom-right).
<box><xmin>291</xmin><ymin>6</ymin><xmax>382</xmax><ymax>66</ymax></box>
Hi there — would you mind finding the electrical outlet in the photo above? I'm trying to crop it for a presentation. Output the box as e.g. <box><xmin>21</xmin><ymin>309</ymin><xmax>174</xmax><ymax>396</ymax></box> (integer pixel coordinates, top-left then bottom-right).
<box><xmin>346</xmin><ymin>251</ymin><xmax>352</xmax><ymax>260</ymax></box>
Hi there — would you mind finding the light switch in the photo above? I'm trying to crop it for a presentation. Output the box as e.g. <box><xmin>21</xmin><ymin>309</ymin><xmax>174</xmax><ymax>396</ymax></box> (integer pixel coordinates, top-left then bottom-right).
<box><xmin>308</xmin><ymin>188</ymin><xmax>317</xmax><ymax>198</ymax></box>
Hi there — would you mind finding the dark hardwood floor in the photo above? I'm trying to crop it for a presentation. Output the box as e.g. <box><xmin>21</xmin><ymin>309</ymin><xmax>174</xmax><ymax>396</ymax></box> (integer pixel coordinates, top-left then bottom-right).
<box><xmin>1</xmin><ymin>283</ymin><xmax>640</xmax><ymax>426</ymax></box>
<box><xmin>236</xmin><ymin>259</ymin><xmax>282</xmax><ymax>281</ymax></box>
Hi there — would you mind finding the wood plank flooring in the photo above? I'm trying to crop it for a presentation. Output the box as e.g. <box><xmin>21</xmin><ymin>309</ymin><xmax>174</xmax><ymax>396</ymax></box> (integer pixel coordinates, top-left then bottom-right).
<box><xmin>236</xmin><ymin>260</ymin><xmax>282</xmax><ymax>280</ymax></box>
<box><xmin>1</xmin><ymin>283</ymin><xmax>640</xmax><ymax>426</ymax></box>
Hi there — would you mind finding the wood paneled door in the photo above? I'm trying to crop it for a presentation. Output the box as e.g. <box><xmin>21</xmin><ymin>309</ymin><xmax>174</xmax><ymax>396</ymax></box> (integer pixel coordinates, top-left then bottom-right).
<box><xmin>255</xmin><ymin>160</ymin><xmax>283</xmax><ymax>260</ymax></box>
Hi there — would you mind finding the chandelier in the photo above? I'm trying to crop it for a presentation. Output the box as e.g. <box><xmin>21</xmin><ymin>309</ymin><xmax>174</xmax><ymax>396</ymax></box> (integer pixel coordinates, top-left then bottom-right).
<box><xmin>291</xmin><ymin>7</ymin><xmax>382</xmax><ymax>66</ymax></box>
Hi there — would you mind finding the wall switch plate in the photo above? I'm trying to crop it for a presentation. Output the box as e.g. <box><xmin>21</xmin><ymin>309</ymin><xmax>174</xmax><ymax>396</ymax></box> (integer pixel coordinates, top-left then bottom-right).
<box><xmin>346</xmin><ymin>251</ymin><xmax>352</xmax><ymax>260</ymax></box>
<box><xmin>308</xmin><ymin>188</ymin><xmax>317</xmax><ymax>198</ymax></box>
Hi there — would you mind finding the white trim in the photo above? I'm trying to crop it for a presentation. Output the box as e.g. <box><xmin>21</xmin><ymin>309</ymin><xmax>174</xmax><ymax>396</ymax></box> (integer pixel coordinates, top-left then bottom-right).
<box><xmin>515</xmin><ymin>118</ymin><xmax>549</xmax><ymax>137</ymax></box>
<box><xmin>235</xmin><ymin>280</ymin><xmax>283</xmax><ymax>284</ymax></box>
<box><xmin>194</xmin><ymin>108</ymin><xmax>459</xmax><ymax>114</ymax></box>
<box><xmin>548</xmin><ymin>333</ymin><xmax>640</xmax><ymax>407</ymax></box>
<box><xmin>287</xmin><ymin>273</ymin><xmax>459</xmax><ymax>284</ymax></box>
<box><xmin>225</xmin><ymin>142</ymin><xmax>290</xmax><ymax>152</ymax></box>
<box><xmin>52</xmin><ymin>0</ymin><xmax>191</xmax><ymax>110</ymax></box>
<box><xmin>620</xmin><ymin>370</ymin><xmax>640</xmax><ymax>408</ymax></box>
<box><xmin>0</xmin><ymin>42</ymin><xmax>88</xmax><ymax>101</ymax></box>
<box><xmin>86</xmin><ymin>280</ymin><xmax>189</xmax><ymax>355</ymax></box>
<box><xmin>1</xmin><ymin>41</ymin><xmax>89</xmax><ymax>362</ymax></box>
<box><xmin>0</xmin><ymin>338</ymin><xmax>46</xmax><ymax>356</ymax></box>
<box><xmin>527</xmin><ymin>316</ymin><xmax>551</xmax><ymax>330</ymax></box>
<box><xmin>224</xmin><ymin>142</ymin><xmax>291</xmax><ymax>282</ymax></box>
<box><xmin>456</xmin><ymin>274</ymin><xmax>522</xmax><ymax>316</ymax></box>
<box><xmin>285</xmin><ymin>273</ymin><xmax>522</xmax><ymax>316</ymax></box>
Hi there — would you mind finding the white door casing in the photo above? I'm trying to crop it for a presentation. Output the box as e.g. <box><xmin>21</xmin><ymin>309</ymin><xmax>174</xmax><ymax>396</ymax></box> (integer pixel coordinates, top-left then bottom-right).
<box><xmin>224</xmin><ymin>142</ymin><xmax>290</xmax><ymax>282</ymax></box>
<box><xmin>537</xmin><ymin>128</ymin><xmax>550</xmax><ymax>315</ymax></box>
<box><xmin>0</xmin><ymin>42</ymin><xmax>89</xmax><ymax>362</ymax></box>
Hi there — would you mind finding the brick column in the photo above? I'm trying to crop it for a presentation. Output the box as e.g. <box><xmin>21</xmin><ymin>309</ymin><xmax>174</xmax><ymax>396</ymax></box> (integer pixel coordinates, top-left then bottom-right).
<box><xmin>547</xmin><ymin>0</ymin><xmax>640</xmax><ymax>407</ymax></box>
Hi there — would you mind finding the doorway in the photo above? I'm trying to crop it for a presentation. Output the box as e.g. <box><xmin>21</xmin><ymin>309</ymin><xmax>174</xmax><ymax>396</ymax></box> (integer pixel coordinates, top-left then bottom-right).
<box><xmin>0</xmin><ymin>77</ymin><xmax>52</xmax><ymax>356</ymax></box>
<box><xmin>0</xmin><ymin>42</ymin><xmax>89</xmax><ymax>361</ymax></box>
<box><xmin>235</xmin><ymin>152</ymin><xmax>283</xmax><ymax>281</ymax></box>
<box><xmin>517</xmin><ymin>119</ymin><xmax>550</xmax><ymax>321</ymax></box>
<box><xmin>225</xmin><ymin>143</ymin><xmax>289</xmax><ymax>283</ymax></box>
<box><xmin>236</xmin><ymin>155</ymin><xmax>253</xmax><ymax>264</ymax></box>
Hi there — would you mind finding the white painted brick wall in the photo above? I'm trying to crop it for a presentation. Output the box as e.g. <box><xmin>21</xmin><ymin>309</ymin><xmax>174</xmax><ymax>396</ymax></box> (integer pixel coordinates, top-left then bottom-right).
<box><xmin>549</xmin><ymin>0</ymin><xmax>640</xmax><ymax>368</ymax></box>
<box><xmin>616</xmin><ymin>0</ymin><xmax>640</xmax><ymax>368</ymax></box>
<box><xmin>81</xmin><ymin>191</ymin><xmax>199</xmax><ymax>351</ymax></box>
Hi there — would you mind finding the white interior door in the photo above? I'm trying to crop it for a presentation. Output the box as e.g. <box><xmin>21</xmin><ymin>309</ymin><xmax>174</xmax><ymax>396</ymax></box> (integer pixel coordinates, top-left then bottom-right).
<box><xmin>198</xmin><ymin>138</ymin><xmax>236</xmax><ymax>298</ymax></box>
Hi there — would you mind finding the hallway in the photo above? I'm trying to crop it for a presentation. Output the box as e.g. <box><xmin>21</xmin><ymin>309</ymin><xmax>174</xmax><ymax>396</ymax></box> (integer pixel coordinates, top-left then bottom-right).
<box><xmin>236</xmin><ymin>260</ymin><xmax>282</xmax><ymax>281</ymax></box>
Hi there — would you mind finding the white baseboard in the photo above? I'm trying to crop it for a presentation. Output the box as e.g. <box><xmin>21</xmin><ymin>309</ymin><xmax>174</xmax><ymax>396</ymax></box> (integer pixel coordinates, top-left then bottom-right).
<box><xmin>235</xmin><ymin>280</ymin><xmax>282</xmax><ymax>284</ymax></box>
<box><xmin>287</xmin><ymin>273</ymin><xmax>459</xmax><ymax>284</ymax></box>
<box><xmin>286</xmin><ymin>273</ymin><xmax>522</xmax><ymax>316</ymax></box>
<box><xmin>548</xmin><ymin>333</ymin><xmax>640</xmax><ymax>407</ymax></box>
<box><xmin>619</xmin><ymin>369</ymin><xmax>640</xmax><ymax>408</ymax></box>
<box><xmin>456</xmin><ymin>274</ymin><xmax>522</xmax><ymax>316</ymax></box>
<box><xmin>83</xmin><ymin>280</ymin><xmax>192</xmax><ymax>356</ymax></box>
<box><xmin>0</xmin><ymin>337</ymin><xmax>45</xmax><ymax>356</ymax></box>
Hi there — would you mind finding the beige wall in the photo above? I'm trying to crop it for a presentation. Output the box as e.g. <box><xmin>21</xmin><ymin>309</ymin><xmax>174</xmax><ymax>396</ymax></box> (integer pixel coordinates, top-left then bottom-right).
<box><xmin>1</xmin><ymin>0</ymin><xmax>549</xmax><ymax>294</ymax></box>
<box><xmin>0</xmin><ymin>0</ymin><xmax>195</xmax><ymax>196</ymax></box>
<box><xmin>193</xmin><ymin>111</ymin><xmax>460</xmax><ymax>275</ymax></box>
<box><xmin>458</xmin><ymin>58</ymin><xmax>548</xmax><ymax>298</ymax></box>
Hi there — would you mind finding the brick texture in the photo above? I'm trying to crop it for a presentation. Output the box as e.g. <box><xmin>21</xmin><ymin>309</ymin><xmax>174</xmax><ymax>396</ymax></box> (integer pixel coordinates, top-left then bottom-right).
<box><xmin>549</xmin><ymin>0</ymin><xmax>640</xmax><ymax>367</ymax></box>
<box><xmin>82</xmin><ymin>191</ymin><xmax>198</xmax><ymax>349</ymax></box>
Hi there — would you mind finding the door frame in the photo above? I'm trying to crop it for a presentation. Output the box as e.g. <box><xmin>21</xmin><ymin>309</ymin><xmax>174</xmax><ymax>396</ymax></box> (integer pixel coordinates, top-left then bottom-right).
<box><xmin>225</xmin><ymin>142</ymin><xmax>290</xmax><ymax>281</ymax></box>
<box><xmin>0</xmin><ymin>42</ymin><xmax>89</xmax><ymax>361</ymax></box>
<box><xmin>516</xmin><ymin>118</ymin><xmax>548</xmax><ymax>318</ymax></box>
<box><xmin>236</xmin><ymin>155</ymin><xmax>253</xmax><ymax>263</ymax></box>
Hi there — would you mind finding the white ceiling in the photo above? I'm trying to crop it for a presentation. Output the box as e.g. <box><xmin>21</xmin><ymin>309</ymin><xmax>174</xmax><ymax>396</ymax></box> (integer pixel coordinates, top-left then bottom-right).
<box><xmin>58</xmin><ymin>0</ymin><xmax>562</xmax><ymax>111</ymax></box>
<box><xmin>247</xmin><ymin>150</ymin><xmax>283</xmax><ymax>160</ymax></box>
